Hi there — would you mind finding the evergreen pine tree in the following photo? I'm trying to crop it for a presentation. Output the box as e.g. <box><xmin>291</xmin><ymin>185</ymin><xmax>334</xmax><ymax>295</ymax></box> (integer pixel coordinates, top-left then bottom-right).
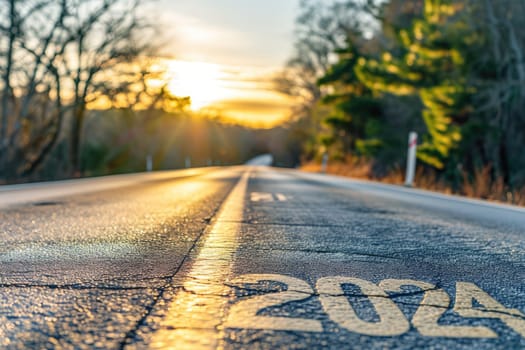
<box><xmin>356</xmin><ymin>0</ymin><xmax>472</xmax><ymax>169</ymax></box>
<box><xmin>318</xmin><ymin>38</ymin><xmax>384</xmax><ymax>158</ymax></box>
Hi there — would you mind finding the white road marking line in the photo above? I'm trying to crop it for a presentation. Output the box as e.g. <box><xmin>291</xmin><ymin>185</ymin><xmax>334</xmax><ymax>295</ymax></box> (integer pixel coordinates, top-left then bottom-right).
<box><xmin>317</xmin><ymin>277</ymin><xmax>410</xmax><ymax>336</ymax></box>
<box><xmin>224</xmin><ymin>274</ymin><xmax>323</xmax><ymax>332</ymax></box>
<box><xmin>250</xmin><ymin>192</ymin><xmax>273</xmax><ymax>202</ymax></box>
<box><xmin>454</xmin><ymin>282</ymin><xmax>525</xmax><ymax>337</ymax></box>
<box><xmin>149</xmin><ymin>171</ymin><xmax>250</xmax><ymax>350</ymax></box>
<box><xmin>275</xmin><ymin>193</ymin><xmax>287</xmax><ymax>201</ymax></box>
<box><xmin>250</xmin><ymin>192</ymin><xmax>288</xmax><ymax>202</ymax></box>
<box><xmin>379</xmin><ymin>279</ymin><xmax>497</xmax><ymax>338</ymax></box>
<box><xmin>221</xmin><ymin>274</ymin><xmax>523</xmax><ymax>338</ymax></box>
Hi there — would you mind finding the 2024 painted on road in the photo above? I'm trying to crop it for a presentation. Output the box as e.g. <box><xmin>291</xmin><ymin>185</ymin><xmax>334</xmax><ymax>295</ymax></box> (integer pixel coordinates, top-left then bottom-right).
<box><xmin>224</xmin><ymin>274</ymin><xmax>525</xmax><ymax>338</ymax></box>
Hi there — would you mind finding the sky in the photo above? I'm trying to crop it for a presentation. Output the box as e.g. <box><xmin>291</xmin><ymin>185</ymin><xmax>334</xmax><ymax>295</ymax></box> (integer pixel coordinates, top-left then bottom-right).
<box><xmin>153</xmin><ymin>0</ymin><xmax>302</xmax><ymax>127</ymax></box>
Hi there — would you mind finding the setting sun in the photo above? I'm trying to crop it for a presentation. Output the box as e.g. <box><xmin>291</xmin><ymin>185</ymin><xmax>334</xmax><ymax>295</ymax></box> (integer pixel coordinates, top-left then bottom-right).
<box><xmin>163</xmin><ymin>59</ymin><xmax>293</xmax><ymax>128</ymax></box>
<box><xmin>166</xmin><ymin>60</ymin><xmax>231</xmax><ymax>110</ymax></box>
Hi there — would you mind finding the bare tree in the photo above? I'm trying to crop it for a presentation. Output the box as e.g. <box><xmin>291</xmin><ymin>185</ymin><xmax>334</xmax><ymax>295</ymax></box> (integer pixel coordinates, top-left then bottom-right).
<box><xmin>86</xmin><ymin>58</ymin><xmax>190</xmax><ymax>171</ymax></box>
<box><xmin>464</xmin><ymin>0</ymin><xmax>525</xmax><ymax>187</ymax></box>
<box><xmin>0</xmin><ymin>0</ymin><xmax>18</xmax><ymax>179</ymax></box>
<box><xmin>276</xmin><ymin>0</ymin><xmax>380</xmax><ymax>118</ymax></box>
<box><xmin>0</xmin><ymin>0</ymin><xmax>156</xmax><ymax>181</ymax></box>
<box><xmin>57</xmin><ymin>0</ymin><xmax>155</xmax><ymax>175</ymax></box>
<box><xmin>274</xmin><ymin>0</ymin><xmax>376</xmax><ymax>161</ymax></box>
<box><xmin>0</xmin><ymin>0</ymin><xmax>67</xmax><ymax>180</ymax></box>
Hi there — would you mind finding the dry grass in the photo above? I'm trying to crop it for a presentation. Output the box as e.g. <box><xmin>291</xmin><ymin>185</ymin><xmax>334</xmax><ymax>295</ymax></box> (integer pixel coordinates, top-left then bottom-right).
<box><xmin>461</xmin><ymin>166</ymin><xmax>525</xmax><ymax>205</ymax></box>
<box><xmin>302</xmin><ymin>156</ymin><xmax>373</xmax><ymax>180</ymax></box>
<box><xmin>301</xmin><ymin>159</ymin><xmax>525</xmax><ymax>207</ymax></box>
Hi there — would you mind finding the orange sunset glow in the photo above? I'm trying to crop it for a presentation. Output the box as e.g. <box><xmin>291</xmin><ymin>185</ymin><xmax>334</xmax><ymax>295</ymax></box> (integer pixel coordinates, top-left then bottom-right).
<box><xmin>163</xmin><ymin>60</ymin><xmax>293</xmax><ymax>128</ymax></box>
<box><xmin>0</xmin><ymin>0</ymin><xmax>306</xmax><ymax>183</ymax></box>
<box><xmin>142</xmin><ymin>0</ymin><xmax>299</xmax><ymax>129</ymax></box>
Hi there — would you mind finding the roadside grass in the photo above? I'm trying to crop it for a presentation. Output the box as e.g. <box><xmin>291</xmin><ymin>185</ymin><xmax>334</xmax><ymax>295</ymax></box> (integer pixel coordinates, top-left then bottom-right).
<box><xmin>301</xmin><ymin>158</ymin><xmax>525</xmax><ymax>207</ymax></box>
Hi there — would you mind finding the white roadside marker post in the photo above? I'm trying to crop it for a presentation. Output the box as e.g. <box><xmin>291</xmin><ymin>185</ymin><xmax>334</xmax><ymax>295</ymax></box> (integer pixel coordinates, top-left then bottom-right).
<box><xmin>405</xmin><ymin>132</ymin><xmax>418</xmax><ymax>187</ymax></box>
<box><xmin>185</xmin><ymin>156</ymin><xmax>191</xmax><ymax>169</ymax></box>
<box><xmin>146</xmin><ymin>154</ymin><xmax>153</xmax><ymax>172</ymax></box>
<box><xmin>321</xmin><ymin>153</ymin><xmax>329</xmax><ymax>174</ymax></box>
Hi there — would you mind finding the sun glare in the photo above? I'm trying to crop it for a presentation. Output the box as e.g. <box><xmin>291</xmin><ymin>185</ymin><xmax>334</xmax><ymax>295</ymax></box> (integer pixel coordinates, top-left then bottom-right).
<box><xmin>166</xmin><ymin>60</ymin><xmax>231</xmax><ymax>110</ymax></box>
<box><xmin>161</xmin><ymin>59</ymin><xmax>293</xmax><ymax>128</ymax></box>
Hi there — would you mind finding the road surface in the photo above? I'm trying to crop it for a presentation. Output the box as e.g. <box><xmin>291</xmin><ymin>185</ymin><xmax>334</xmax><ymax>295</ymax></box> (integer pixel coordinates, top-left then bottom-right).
<box><xmin>0</xmin><ymin>166</ymin><xmax>524</xmax><ymax>349</ymax></box>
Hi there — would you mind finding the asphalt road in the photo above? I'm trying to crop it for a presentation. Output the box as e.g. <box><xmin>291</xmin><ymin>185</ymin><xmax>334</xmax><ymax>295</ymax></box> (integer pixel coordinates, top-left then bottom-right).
<box><xmin>0</xmin><ymin>166</ymin><xmax>524</xmax><ymax>349</ymax></box>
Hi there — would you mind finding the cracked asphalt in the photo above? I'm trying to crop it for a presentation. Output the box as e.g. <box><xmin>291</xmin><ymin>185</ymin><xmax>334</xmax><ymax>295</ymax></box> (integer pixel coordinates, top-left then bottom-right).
<box><xmin>0</xmin><ymin>166</ymin><xmax>524</xmax><ymax>349</ymax></box>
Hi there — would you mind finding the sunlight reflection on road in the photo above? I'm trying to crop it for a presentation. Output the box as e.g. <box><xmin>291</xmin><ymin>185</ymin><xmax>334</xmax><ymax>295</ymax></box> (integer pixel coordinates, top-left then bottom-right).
<box><xmin>150</xmin><ymin>171</ymin><xmax>249</xmax><ymax>349</ymax></box>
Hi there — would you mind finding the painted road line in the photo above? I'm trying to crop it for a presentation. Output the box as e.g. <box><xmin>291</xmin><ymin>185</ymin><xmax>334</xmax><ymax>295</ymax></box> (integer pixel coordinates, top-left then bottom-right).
<box><xmin>148</xmin><ymin>171</ymin><xmax>250</xmax><ymax>350</ymax></box>
<box><xmin>224</xmin><ymin>274</ymin><xmax>323</xmax><ymax>332</ymax></box>
<box><xmin>275</xmin><ymin>193</ymin><xmax>287</xmax><ymax>201</ymax></box>
<box><xmin>222</xmin><ymin>274</ymin><xmax>525</xmax><ymax>339</ymax></box>
<box><xmin>379</xmin><ymin>279</ymin><xmax>497</xmax><ymax>338</ymax></box>
<box><xmin>250</xmin><ymin>192</ymin><xmax>274</xmax><ymax>202</ymax></box>
<box><xmin>317</xmin><ymin>276</ymin><xmax>410</xmax><ymax>336</ymax></box>
<box><xmin>250</xmin><ymin>192</ymin><xmax>288</xmax><ymax>202</ymax></box>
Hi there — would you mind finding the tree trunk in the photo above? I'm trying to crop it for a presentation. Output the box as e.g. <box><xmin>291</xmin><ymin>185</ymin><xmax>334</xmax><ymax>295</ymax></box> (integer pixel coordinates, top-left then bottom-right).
<box><xmin>1</xmin><ymin>0</ymin><xmax>16</xmax><ymax>180</ymax></box>
<box><xmin>71</xmin><ymin>106</ymin><xmax>85</xmax><ymax>177</ymax></box>
<box><xmin>22</xmin><ymin>70</ymin><xmax>65</xmax><ymax>178</ymax></box>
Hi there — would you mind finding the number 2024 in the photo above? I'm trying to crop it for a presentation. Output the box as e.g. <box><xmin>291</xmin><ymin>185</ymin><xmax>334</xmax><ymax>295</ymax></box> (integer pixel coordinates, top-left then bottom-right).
<box><xmin>224</xmin><ymin>274</ymin><xmax>525</xmax><ymax>339</ymax></box>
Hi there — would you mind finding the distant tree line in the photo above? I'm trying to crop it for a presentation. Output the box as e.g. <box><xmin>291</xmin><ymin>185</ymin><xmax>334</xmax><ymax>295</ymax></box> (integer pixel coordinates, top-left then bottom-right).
<box><xmin>0</xmin><ymin>0</ymin><xmax>158</xmax><ymax>183</ymax></box>
<box><xmin>80</xmin><ymin>109</ymin><xmax>297</xmax><ymax>177</ymax></box>
<box><xmin>280</xmin><ymin>0</ymin><xmax>525</xmax><ymax>199</ymax></box>
<box><xmin>0</xmin><ymin>1</ymin><xmax>301</xmax><ymax>184</ymax></box>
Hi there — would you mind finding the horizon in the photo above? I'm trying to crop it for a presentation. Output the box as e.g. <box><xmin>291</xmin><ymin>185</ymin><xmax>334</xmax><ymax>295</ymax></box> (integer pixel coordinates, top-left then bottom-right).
<box><xmin>151</xmin><ymin>0</ymin><xmax>301</xmax><ymax>127</ymax></box>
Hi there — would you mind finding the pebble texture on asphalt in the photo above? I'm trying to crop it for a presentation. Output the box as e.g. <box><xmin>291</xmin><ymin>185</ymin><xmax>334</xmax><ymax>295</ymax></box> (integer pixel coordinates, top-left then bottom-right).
<box><xmin>0</xmin><ymin>167</ymin><xmax>523</xmax><ymax>349</ymax></box>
